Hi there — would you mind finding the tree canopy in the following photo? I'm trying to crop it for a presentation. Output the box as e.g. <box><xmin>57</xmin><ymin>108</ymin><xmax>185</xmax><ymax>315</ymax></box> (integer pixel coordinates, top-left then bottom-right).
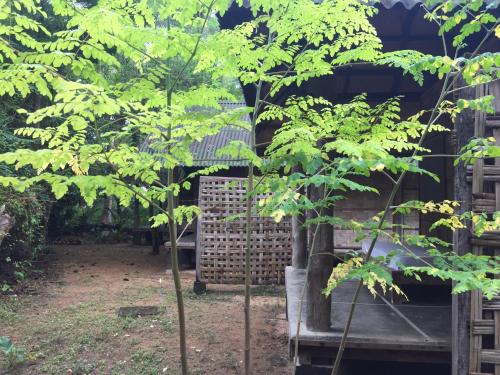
<box><xmin>0</xmin><ymin>0</ymin><xmax>499</xmax><ymax>373</ymax></box>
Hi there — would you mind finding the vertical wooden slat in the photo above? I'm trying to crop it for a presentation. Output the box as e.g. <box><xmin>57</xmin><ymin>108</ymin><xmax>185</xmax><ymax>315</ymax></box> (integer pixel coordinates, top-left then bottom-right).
<box><xmin>470</xmin><ymin>86</ymin><xmax>486</xmax><ymax>375</ymax></box>
<box><xmin>195</xmin><ymin>213</ymin><xmax>202</xmax><ymax>282</ymax></box>
<box><xmin>472</xmin><ymin>85</ymin><xmax>486</xmax><ymax>194</ymax></box>
<box><xmin>495</xmin><ymin>311</ymin><xmax>500</xmax><ymax>375</ymax></box>
<box><xmin>494</xmin><ymin>125</ymin><xmax>500</xmax><ymax>375</ymax></box>
<box><xmin>453</xmin><ymin>76</ymin><xmax>475</xmax><ymax>375</ymax></box>
<box><xmin>471</xmin><ymin>287</ymin><xmax>483</xmax><ymax>372</ymax></box>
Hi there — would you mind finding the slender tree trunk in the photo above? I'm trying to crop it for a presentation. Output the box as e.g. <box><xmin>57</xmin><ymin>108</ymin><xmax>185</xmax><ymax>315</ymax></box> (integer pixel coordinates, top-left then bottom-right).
<box><xmin>166</xmin><ymin>91</ymin><xmax>188</xmax><ymax>375</ymax></box>
<box><xmin>244</xmin><ymin>79</ymin><xmax>262</xmax><ymax>375</ymax></box>
<box><xmin>244</xmin><ymin>161</ymin><xmax>254</xmax><ymax>375</ymax></box>
<box><xmin>167</xmin><ymin>168</ymin><xmax>188</xmax><ymax>375</ymax></box>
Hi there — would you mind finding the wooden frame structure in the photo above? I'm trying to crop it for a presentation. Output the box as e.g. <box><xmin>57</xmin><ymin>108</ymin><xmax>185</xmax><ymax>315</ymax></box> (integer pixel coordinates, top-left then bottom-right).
<box><xmin>217</xmin><ymin>2</ymin><xmax>500</xmax><ymax>373</ymax></box>
<box><xmin>467</xmin><ymin>81</ymin><xmax>500</xmax><ymax>375</ymax></box>
<box><xmin>286</xmin><ymin>267</ymin><xmax>452</xmax><ymax>372</ymax></box>
<box><xmin>196</xmin><ymin>176</ymin><xmax>292</xmax><ymax>286</ymax></box>
<box><xmin>285</xmin><ymin>79</ymin><xmax>500</xmax><ymax>375</ymax></box>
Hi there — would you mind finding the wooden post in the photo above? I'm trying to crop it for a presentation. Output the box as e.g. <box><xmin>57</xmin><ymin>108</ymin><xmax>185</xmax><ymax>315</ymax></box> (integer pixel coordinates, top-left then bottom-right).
<box><xmin>452</xmin><ymin>77</ymin><xmax>474</xmax><ymax>375</ymax></box>
<box><xmin>132</xmin><ymin>197</ymin><xmax>141</xmax><ymax>245</ymax></box>
<box><xmin>306</xmin><ymin>183</ymin><xmax>333</xmax><ymax>331</ymax></box>
<box><xmin>133</xmin><ymin>198</ymin><xmax>140</xmax><ymax>230</ymax></box>
<box><xmin>292</xmin><ymin>214</ymin><xmax>307</xmax><ymax>269</ymax></box>
<box><xmin>193</xmin><ymin>175</ymin><xmax>207</xmax><ymax>294</ymax></box>
<box><xmin>292</xmin><ymin>171</ymin><xmax>307</xmax><ymax>269</ymax></box>
<box><xmin>150</xmin><ymin>204</ymin><xmax>160</xmax><ymax>255</ymax></box>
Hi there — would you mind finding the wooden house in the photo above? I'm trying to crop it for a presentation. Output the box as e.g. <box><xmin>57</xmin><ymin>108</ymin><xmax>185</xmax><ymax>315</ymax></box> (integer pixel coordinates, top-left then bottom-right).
<box><xmin>219</xmin><ymin>1</ymin><xmax>500</xmax><ymax>374</ymax></box>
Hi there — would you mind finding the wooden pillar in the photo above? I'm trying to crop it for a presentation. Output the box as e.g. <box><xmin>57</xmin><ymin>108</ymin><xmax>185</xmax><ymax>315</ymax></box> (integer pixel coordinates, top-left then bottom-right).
<box><xmin>150</xmin><ymin>204</ymin><xmax>160</xmax><ymax>255</ymax></box>
<box><xmin>306</xmin><ymin>183</ymin><xmax>333</xmax><ymax>331</ymax></box>
<box><xmin>132</xmin><ymin>197</ymin><xmax>141</xmax><ymax>245</ymax></box>
<box><xmin>133</xmin><ymin>198</ymin><xmax>140</xmax><ymax>230</ymax></box>
<box><xmin>292</xmin><ymin>174</ymin><xmax>307</xmax><ymax>268</ymax></box>
<box><xmin>292</xmin><ymin>214</ymin><xmax>307</xmax><ymax>269</ymax></box>
<box><xmin>452</xmin><ymin>77</ymin><xmax>474</xmax><ymax>375</ymax></box>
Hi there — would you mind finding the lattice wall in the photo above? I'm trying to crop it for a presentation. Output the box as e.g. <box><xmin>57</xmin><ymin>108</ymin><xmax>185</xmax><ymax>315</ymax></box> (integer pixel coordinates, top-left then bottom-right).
<box><xmin>197</xmin><ymin>176</ymin><xmax>292</xmax><ymax>285</ymax></box>
<box><xmin>468</xmin><ymin>81</ymin><xmax>500</xmax><ymax>375</ymax></box>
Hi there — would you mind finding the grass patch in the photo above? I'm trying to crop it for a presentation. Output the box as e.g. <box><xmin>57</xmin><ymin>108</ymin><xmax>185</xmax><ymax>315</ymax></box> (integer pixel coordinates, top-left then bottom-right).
<box><xmin>12</xmin><ymin>302</ymin><xmax>169</xmax><ymax>374</ymax></box>
<box><xmin>110</xmin><ymin>348</ymin><xmax>165</xmax><ymax>375</ymax></box>
<box><xmin>184</xmin><ymin>289</ymin><xmax>232</xmax><ymax>303</ymax></box>
<box><xmin>160</xmin><ymin>319</ymin><xmax>176</xmax><ymax>334</ymax></box>
<box><xmin>251</xmin><ymin>285</ymin><xmax>284</xmax><ymax>297</ymax></box>
<box><xmin>0</xmin><ymin>298</ymin><xmax>22</xmax><ymax>324</ymax></box>
<box><xmin>183</xmin><ymin>285</ymin><xmax>284</xmax><ymax>304</ymax></box>
<box><xmin>120</xmin><ymin>285</ymin><xmax>165</xmax><ymax>304</ymax></box>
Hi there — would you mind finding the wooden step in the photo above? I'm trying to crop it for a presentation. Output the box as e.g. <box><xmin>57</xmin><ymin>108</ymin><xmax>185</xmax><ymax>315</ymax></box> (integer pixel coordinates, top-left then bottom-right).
<box><xmin>471</xmin><ymin>319</ymin><xmax>495</xmax><ymax>335</ymax></box>
<box><xmin>468</xmin><ymin>166</ymin><xmax>500</xmax><ymax>175</ymax></box>
<box><xmin>472</xmin><ymin>193</ymin><xmax>497</xmax><ymax>212</ymax></box>
<box><xmin>467</xmin><ymin>176</ymin><xmax>500</xmax><ymax>182</ymax></box>
<box><xmin>471</xmin><ymin>238</ymin><xmax>500</xmax><ymax>247</ymax></box>
<box><xmin>467</xmin><ymin>165</ymin><xmax>500</xmax><ymax>182</ymax></box>
<box><xmin>481</xmin><ymin>349</ymin><xmax>500</xmax><ymax>364</ymax></box>
<box><xmin>486</xmin><ymin>119</ymin><xmax>500</xmax><ymax>128</ymax></box>
<box><xmin>473</xmin><ymin>231</ymin><xmax>500</xmax><ymax>240</ymax></box>
<box><xmin>473</xmin><ymin>199</ymin><xmax>496</xmax><ymax>213</ymax></box>
<box><xmin>474</xmin><ymin>193</ymin><xmax>496</xmax><ymax>199</ymax></box>
<box><xmin>483</xmin><ymin>296</ymin><xmax>500</xmax><ymax>310</ymax></box>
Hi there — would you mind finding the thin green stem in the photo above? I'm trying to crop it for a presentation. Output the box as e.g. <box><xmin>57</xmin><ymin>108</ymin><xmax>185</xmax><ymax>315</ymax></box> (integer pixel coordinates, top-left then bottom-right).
<box><xmin>165</xmin><ymin>90</ymin><xmax>188</xmax><ymax>375</ymax></box>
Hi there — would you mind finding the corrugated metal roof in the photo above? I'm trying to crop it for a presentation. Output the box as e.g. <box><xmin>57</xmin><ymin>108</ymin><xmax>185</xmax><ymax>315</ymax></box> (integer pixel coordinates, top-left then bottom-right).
<box><xmin>140</xmin><ymin>101</ymin><xmax>251</xmax><ymax>168</ymax></box>
<box><xmin>239</xmin><ymin>0</ymin><xmax>498</xmax><ymax>10</ymax></box>
<box><xmin>189</xmin><ymin>101</ymin><xmax>251</xmax><ymax>167</ymax></box>
<box><xmin>377</xmin><ymin>0</ymin><xmax>497</xmax><ymax>9</ymax></box>
<box><xmin>378</xmin><ymin>0</ymin><xmax>425</xmax><ymax>8</ymax></box>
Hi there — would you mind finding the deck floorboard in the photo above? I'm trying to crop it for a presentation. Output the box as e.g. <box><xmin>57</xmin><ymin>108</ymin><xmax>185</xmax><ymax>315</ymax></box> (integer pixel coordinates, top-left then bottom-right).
<box><xmin>286</xmin><ymin>266</ymin><xmax>451</xmax><ymax>351</ymax></box>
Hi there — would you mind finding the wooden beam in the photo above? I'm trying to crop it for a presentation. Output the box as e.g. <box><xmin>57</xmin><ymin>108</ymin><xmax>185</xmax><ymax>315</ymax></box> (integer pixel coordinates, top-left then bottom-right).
<box><xmin>306</xmin><ymin>183</ymin><xmax>333</xmax><ymax>331</ymax></box>
<box><xmin>452</xmin><ymin>76</ymin><xmax>474</xmax><ymax>375</ymax></box>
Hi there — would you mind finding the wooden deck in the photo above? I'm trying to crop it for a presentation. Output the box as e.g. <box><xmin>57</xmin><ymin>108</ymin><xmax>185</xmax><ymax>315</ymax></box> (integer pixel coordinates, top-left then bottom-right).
<box><xmin>286</xmin><ymin>266</ymin><xmax>452</xmax><ymax>367</ymax></box>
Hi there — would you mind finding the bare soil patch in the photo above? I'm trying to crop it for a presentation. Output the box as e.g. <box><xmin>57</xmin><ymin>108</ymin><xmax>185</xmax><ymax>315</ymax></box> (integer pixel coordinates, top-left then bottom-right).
<box><xmin>0</xmin><ymin>243</ymin><xmax>291</xmax><ymax>374</ymax></box>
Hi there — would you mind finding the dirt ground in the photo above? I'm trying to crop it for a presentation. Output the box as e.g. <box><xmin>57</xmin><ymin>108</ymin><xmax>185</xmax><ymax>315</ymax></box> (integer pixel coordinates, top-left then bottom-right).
<box><xmin>0</xmin><ymin>243</ymin><xmax>291</xmax><ymax>375</ymax></box>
